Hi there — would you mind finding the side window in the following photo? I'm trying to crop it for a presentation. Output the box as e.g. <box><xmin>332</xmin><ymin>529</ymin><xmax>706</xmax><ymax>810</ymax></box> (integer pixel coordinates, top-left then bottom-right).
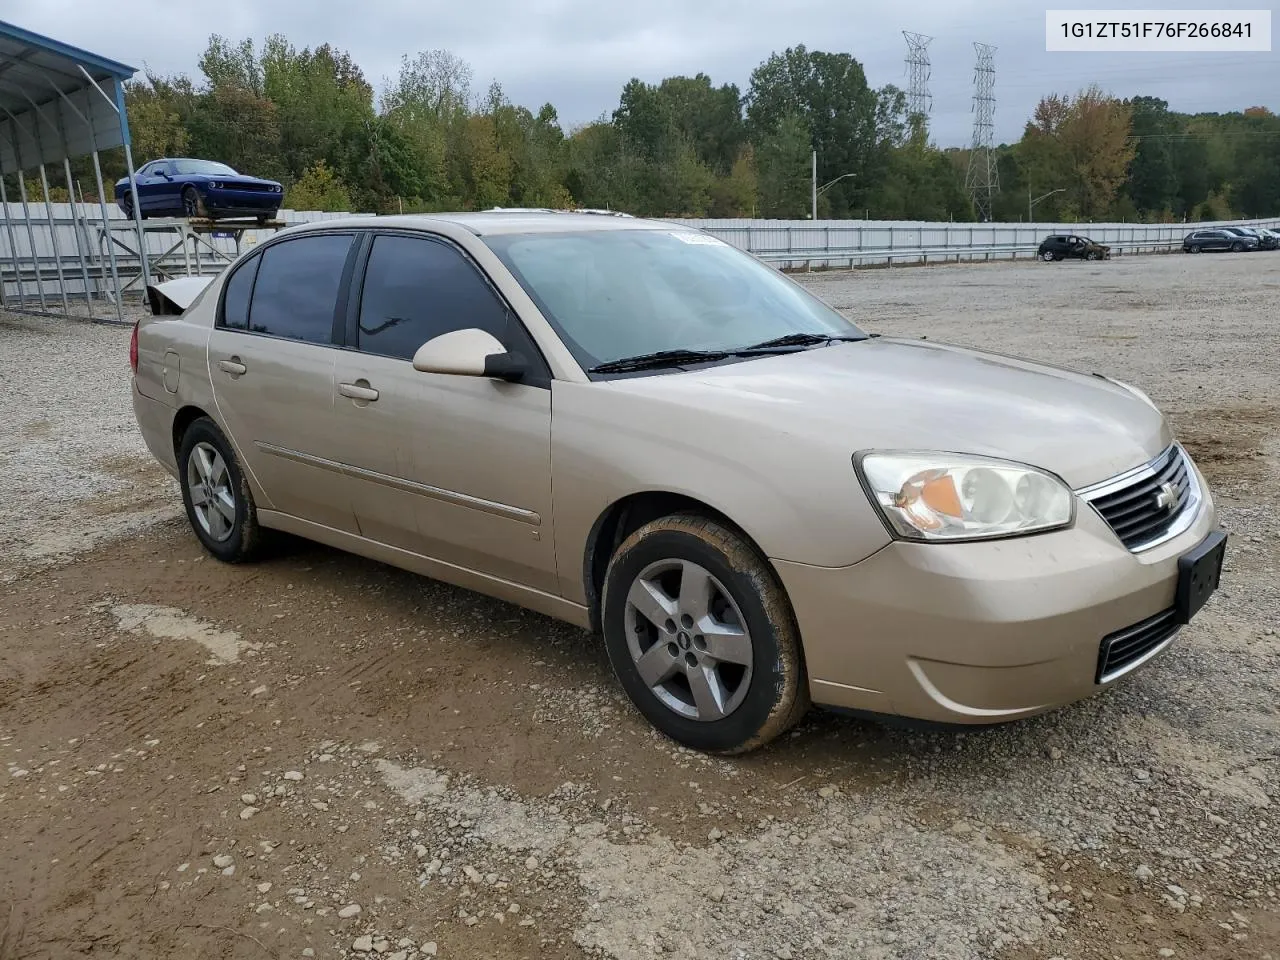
<box><xmin>357</xmin><ymin>235</ymin><xmax>509</xmax><ymax>360</ymax></box>
<box><xmin>220</xmin><ymin>254</ymin><xmax>260</xmax><ymax>330</ymax></box>
<box><xmin>247</xmin><ymin>234</ymin><xmax>353</xmax><ymax>344</ymax></box>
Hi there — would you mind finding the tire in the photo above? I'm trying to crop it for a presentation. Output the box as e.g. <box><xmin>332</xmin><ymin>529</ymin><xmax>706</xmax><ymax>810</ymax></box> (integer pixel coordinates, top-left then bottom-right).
<box><xmin>1231</xmin><ymin>241</ymin><xmax>1244</xmax><ymax>253</ymax></box>
<box><xmin>601</xmin><ymin>513</ymin><xmax>809</xmax><ymax>754</ymax></box>
<box><xmin>1040</xmin><ymin>251</ymin><xmax>1054</xmax><ymax>262</ymax></box>
<box><xmin>182</xmin><ymin>186</ymin><xmax>205</xmax><ymax>219</ymax></box>
<box><xmin>1085</xmin><ymin>251</ymin><xmax>1098</xmax><ymax>261</ymax></box>
<box><xmin>1188</xmin><ymin>245</ymin><xmax>1200</xmax><ymax>254</ymax></box>
<box><xmin>177</xmin><ymin>417</ymin><xmax>263</xmax><ymax>563</ymax></box>
<box><xmin>122</xmin><ymin>194</ymin><xmax>134</xmax><ymax>220</ymax></box>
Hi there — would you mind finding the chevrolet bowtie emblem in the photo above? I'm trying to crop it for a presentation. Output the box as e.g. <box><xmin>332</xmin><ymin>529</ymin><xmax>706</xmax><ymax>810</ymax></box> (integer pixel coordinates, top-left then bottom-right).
<box><xmin>1154</xmin><ymin>481</ymin><xmax>1179</xmax><ymax>513</ymax></box>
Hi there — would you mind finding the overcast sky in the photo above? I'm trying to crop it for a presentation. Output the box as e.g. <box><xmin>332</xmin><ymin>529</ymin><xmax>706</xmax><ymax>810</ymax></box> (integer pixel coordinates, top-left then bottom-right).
<box><xmin>9</xmin><ymin>0</ymin><xmax>1279</xmax><ymax>146</ymax></box>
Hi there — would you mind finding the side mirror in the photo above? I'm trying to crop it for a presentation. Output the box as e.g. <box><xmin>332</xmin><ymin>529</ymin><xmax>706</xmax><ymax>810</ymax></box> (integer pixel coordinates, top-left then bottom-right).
<box><xmin>412</xmin><ymin>328</ymin><xmax>527</xmax><ymax>382</ymax></box>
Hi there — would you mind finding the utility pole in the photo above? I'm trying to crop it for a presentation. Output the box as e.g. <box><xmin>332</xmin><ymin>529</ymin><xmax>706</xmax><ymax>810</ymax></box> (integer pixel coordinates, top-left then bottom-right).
<box><xmin>964</xmin><ymin>42</ymin><xmax>999</xmax><ymax>222</ymax></box>
<box><xmin>903</xmin><ymin>32</ymin><xmax>934</xmax><ymax>140</ymax></box>
<box><xmin>811</xmin><ymin>150</ymin><xmax>817</xmax><ymax>221</ymax></box>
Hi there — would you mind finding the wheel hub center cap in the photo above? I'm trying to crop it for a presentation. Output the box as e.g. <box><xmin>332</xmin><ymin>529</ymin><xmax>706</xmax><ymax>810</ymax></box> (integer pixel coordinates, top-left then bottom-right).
<box><xmin>677</xmin><ymin>631</ymin><xmax>691</xmax><ymax>650</ymax></box>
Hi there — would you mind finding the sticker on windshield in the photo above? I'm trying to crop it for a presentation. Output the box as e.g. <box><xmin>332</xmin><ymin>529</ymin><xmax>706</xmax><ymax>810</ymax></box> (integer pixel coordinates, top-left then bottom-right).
<box><xmin>670</xmin><ymin>231</ymin><xmax>725</xmax><ymax>245</ymax></box>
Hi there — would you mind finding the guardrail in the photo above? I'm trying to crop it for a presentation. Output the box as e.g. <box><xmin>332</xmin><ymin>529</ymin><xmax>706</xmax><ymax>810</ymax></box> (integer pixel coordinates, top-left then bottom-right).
<box><xmin>754</xmin><ymin>238</ymin><xmax>1181</xmax><ymax>269</ymax></box>
<box><xmin>676</xmin><ymin>218</ymin><xmax>1280</xmax><ymax>270</ymax></box>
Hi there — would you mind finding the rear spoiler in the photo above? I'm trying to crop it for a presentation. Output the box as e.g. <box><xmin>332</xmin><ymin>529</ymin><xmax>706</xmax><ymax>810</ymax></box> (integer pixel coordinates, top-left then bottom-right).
<box><xmin>146</xmin><ymin>275</ymin><xmax>218</xmax><ymax>315</ymax></box>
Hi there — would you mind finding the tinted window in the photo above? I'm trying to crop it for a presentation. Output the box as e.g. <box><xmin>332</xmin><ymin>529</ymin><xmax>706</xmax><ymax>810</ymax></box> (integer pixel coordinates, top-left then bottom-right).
<box><xmin>248</xmin><ymin>234</ymin><xmax>352</xmax><ymax>344</ymax></box>
<box><xmin>357</xmin><ymin>235</ymin><xmax>509</xmax><ymax>360</ymax></box>
<box><xmin>221</xmin><ymin>255</ymin><xmax>260</xmax><ymax>330</ymax></box>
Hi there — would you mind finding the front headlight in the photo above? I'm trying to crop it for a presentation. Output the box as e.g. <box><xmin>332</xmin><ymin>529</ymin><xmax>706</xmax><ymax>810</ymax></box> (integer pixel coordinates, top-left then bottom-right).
<box><xmin>209</xmin><ymin>181</ymin><xmax>223</xmax><ymax>189</ymax></box>
<box><xmin>856</xmin><ymin>452</ymin><xmax>1074</xmax><ymax>542</ymax></box>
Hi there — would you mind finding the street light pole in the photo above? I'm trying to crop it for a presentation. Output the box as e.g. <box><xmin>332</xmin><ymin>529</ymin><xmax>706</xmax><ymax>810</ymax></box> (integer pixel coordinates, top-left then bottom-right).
<box><xmin>811</xmin><ymin>150</ymin><xmax>817</xmax><ymax>221</ymax></box>
<box><xmin>1029</xmin><ymin>187</ymin><xmax>1066</xmax><ymax>223</ymax></box>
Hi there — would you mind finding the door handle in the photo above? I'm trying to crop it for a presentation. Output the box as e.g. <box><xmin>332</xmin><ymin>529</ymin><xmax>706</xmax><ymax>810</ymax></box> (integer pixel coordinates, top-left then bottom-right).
<box><xmin>338</xmin><ymin>381</ymin><xmax>379</xmax><ymax>402</ymax></box>
<box><xmin>217</xmin><ymin>358</ymin><xmax>247</xmax><ymax>376</ymax></box>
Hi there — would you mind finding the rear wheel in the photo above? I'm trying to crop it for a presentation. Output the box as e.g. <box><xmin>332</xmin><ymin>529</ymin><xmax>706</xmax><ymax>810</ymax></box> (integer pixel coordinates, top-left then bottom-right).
<box><xmin>601</xmin><ymin>513</ymin><xmax>809</xmax><ymax>754</ymax></box>
<box><xmin>178</xmin><ymin>417</ymin><xmax>263</xmax><ymax>563</ymax></box>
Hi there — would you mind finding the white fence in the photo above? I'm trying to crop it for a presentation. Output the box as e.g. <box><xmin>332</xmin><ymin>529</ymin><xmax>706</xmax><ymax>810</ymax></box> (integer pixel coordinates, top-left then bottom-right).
<box><xmin>671</xmin><ymin>217</ymin><xmax>1280</xmax><ymax>269</ymax></box>
<box><xmin>2</xmin><ymin>203</ymin><xmax>1279</xmax><ymax>319</ymax></box>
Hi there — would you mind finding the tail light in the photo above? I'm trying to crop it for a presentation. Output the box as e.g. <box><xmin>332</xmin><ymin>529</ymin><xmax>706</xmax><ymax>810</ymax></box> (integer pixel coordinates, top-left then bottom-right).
<box><xmin>129</xmin><ymin>321</ymin><xmax>139</xmax><ymax>374</ymax></box>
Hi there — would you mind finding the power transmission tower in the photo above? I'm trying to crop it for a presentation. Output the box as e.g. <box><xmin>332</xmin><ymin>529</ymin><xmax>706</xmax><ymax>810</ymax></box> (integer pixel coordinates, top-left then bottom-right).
<box><xmin>902</xmin><ymin>32</ymin><xmax>933</xmax><ymax>141</ymax></box>
<box><xmin>964</xmin><ymin>42</ymin><xmax>999</xmax><ymax>222</ymax></box>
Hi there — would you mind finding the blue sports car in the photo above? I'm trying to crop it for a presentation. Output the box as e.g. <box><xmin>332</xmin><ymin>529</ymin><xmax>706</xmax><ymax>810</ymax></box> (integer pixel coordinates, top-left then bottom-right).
<box><xmin>115</xmin><ymin>158</ymin><xmax>283</xmax><ymax>222</ymax></box>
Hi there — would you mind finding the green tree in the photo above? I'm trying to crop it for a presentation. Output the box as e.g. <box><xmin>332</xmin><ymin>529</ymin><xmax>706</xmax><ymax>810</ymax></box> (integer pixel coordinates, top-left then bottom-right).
<box><xmin>755</xmin><ymin>113</ymin><xmax>810</xmax><ymax>218</ymax></box>
<box><xmin>746</xmin><ymin>46</ymin><xmax>894</xmax><ymax>217</ymax></box>
<box><xmin>1126</xmin><ymin>97</ymin><xmax>1176</xmax><ymax>215</ymax></box>
<box><xmin>709</xmin><ymin>145</ymin><xmax>759</xmax><ymax>217</ymax></box>
<box><xmin>286</xmin><ymin>159</ymin><xmax>353</xmax><ymax>211</ymax></box>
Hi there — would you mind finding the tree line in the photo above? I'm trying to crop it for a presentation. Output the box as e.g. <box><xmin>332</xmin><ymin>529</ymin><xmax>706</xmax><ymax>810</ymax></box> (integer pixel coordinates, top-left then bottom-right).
<box><xmin>14</xmin><ymin>35</ymin><xmax>1280</xmax><ymax>222</ymax></box>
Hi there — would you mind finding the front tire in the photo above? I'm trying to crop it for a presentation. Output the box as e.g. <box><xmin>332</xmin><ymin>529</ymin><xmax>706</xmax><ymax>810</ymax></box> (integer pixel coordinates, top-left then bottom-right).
<box><xmin>1188</xmin><ymin>245</ymin><xmax>1200</xmax><ymax>253</ymax></box>
<box><xmin>178</xmin><ymin>417</ymin><xmax>263</xmax><ymax>563</ymax></box>
<box><xmin>601</xmin><ymin>514</ymin><xmax>809</xmax><ymax>754</ymax></box>
<box><xmin>1231</xmin><ymin>241</ymin><xmax>1244</xmax><ymax>253</ymax></box>
<box><xmin>1085</xmin><ymin>250</ymin><xmax>1098</xmax><ymax>261</ymax></box>
<box><xmin>182</xmin><ymin>186</ymin><xmax>205</xmax><ymax>219</ymax></box>
<box><xmin>1040</xmin><ymin>251</ymin><xmax>1054</xmax><ymax>262</ymax></box>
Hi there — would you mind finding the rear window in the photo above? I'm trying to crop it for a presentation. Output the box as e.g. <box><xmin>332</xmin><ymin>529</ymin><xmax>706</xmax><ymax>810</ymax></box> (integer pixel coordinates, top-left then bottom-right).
<box><xmin>247</xmin><ymin>234</ymin><xmax>353</xmax><ymax>344</ymax></box>
<box><xmin>220</xmin><ymin>255</ymin><xmax>259</xmax><ymax>330</ymax></box>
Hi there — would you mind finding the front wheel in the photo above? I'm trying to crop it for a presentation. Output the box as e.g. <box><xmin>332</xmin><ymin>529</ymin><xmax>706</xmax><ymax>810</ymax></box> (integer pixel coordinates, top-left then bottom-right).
<box><xmin>1085</xmin><ymin>250</ymin><xmax>1098</xmax><ymax>261</ymax></box>
<box><xmin>1040</xmin><ymin>251</ymin><xmax>1055</xmax><ymax>262</ymax></box>
<box><xmin>178</xmin><ymin>417</ymin><xmax>263</xmax><ymax>563</ymax></box>
<box><xmin>182</xmin><ymin>186</ymin><xmax>205</xmax><ymax>219</ymax></box>
<box><xmin>1188</xmin><ymin>245</ymin><xmax>1201</xmax><ymax>254</ymax></box>
<box><xmin>601</xmin><ymin>514</ymin><xmax>809</xmax><ymax>754</ymax></box>
<box><xmin>1231</xmin><ymin>241</ymin><xmax>1244</xmax><ymax>253</ymax></box>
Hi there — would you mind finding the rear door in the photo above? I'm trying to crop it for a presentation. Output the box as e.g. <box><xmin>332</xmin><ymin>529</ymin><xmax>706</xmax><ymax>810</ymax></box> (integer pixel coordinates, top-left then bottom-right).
<box><xmin>327</xmin><ymin>231</ymin><xmax>558</xmax><ymax>593</ymax></box>
<box><xmin>207</xmin><ymin>231</ymin><xmax>360</xmax><ymax>532</ymax></box>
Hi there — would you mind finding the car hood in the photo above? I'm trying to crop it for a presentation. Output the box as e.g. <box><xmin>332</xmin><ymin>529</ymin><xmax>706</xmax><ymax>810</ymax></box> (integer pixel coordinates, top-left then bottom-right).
<box><xmin>601</xmin><ymin>337</ymin><xmax>1171</xmax><ymax>489</ymax></box>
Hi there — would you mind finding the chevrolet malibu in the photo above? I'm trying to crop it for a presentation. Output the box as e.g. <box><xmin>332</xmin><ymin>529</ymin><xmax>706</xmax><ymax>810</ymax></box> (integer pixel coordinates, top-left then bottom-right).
<box><xmin>130</xmin><ymin>211</ymin><xmax>1227</xmax><ymax>754</ymax></box>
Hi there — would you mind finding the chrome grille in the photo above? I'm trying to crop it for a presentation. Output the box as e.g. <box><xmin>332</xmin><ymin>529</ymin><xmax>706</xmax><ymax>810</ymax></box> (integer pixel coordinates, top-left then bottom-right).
<box><xmin>1079</xmin><ymin>445</ymin><xmax>1198</xmax><ymax>552</ymax></box>
<box><xmin>1097</xmin><ymin>607</ymin><xmax>1179</xmax><ymax>683</ymax></box>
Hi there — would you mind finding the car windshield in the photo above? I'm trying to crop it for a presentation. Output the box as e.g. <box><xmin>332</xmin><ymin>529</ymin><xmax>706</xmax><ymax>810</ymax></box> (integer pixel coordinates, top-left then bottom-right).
<box><xmin>171</xmin><ymin>159</ymin><xmax>238</xmax><ymax>176</ymax></box>
<box><xmin>482</xmin><ymin>229</ymin><xmax>864</xmax><ymax>371</ymax></box>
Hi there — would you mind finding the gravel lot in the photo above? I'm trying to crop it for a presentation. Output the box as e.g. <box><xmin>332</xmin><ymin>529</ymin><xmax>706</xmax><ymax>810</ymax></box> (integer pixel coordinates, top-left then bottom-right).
<box><xmin>1</xmin><ymin>252</ymin><xmax>1277</xmax><ymax>960</ymax></box>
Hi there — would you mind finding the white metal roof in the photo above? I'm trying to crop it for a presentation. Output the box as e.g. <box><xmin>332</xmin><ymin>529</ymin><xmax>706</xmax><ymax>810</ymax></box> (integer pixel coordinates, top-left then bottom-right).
<box><xmin>0</xmin><ymin>20</ymin><xmax>137</xmax><ymax>172</ymax></box>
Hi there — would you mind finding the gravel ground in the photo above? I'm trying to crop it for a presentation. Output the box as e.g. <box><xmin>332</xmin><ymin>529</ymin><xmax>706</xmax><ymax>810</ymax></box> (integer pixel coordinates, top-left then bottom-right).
<box><xmin>0</xmin><ymin>306</ymin><xmax>177</xmax><ymax>582</ymax></box>
<box><xmin>0</xmin><ymin>252</ymin><xmax>1277</xmax><ymax>960</ymax></box>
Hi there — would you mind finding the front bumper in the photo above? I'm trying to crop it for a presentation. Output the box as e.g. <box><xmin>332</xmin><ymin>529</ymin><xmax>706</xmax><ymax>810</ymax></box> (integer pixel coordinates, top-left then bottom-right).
<box><xmin>775</xmin><ymin>461</ymin><xmax>1219</xmax><ymax>724</ymax></box>
<box><xmin>202</xmin><ymin>187</ymin><xmax>281</xmax><ymax>217</ymax></box>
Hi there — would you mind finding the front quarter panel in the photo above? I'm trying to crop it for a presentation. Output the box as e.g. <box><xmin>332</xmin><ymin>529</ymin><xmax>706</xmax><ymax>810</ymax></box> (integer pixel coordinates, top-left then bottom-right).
<box><xmin>551</xmin><ymin>380</ymin><xmax>893</xmax><ymax>605</ymax></box>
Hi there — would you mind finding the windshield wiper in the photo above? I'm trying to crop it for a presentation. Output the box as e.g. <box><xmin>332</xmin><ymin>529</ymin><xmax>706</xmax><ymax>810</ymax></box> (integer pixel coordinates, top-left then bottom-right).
<box><xmin>735</xmin><ymin>331</ymin><xmax>866</xmax><ymax>353</ymax></box>
<box><xmin>588</xmin><ymin>349</ymin><xmax>731</xmax><ymax>374</ymax></box>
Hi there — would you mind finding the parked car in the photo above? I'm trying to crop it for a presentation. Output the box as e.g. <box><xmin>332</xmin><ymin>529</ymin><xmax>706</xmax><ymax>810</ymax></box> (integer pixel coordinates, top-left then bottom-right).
<box><xmin>115</xmin><ymin>158</ymin><xmax>283</xmax><ymax>222</ymax></box>
<box><xmin>1037</xmin><ymin>234</ymin><xmax>1111</xmax><ymax>261</ymax></box>
<box><xmin>1182</xmin><ymin>229</ymin><xmax>1259</xmax><ymax>253</ymax></box>
<box><xmin>1240</xmin><ymin>227</ymin><xmax>1279</xmax><ymax>250</ymax></box>
<box><xmin>130</xmin><ymin>211</ymin><xmax>1226</xmax><ymax>754</ymax></box>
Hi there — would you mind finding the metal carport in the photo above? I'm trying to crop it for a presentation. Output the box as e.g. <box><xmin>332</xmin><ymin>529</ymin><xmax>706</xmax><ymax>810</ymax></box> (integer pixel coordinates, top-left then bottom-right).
<box><xmin>0</xmin><ymin>19</ymin><xmax>149</xmax><ymax>323</ymax></box>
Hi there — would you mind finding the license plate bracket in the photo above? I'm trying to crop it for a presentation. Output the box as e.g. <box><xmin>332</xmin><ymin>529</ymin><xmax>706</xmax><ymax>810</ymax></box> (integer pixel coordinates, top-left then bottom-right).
<box><xmin>1175</xmin><ymin>529</ymin><xmax>1227</xmax><ymax>625</ymax></box>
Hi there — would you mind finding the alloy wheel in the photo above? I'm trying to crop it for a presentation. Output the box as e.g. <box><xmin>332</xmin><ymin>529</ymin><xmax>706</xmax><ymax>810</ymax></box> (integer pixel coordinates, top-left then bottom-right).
<box><xmin>183</xmin><ymin>189</ymin><xmax>199</xmax><ymax>218</ymax></box>
<box><xmin>623</xmin><ymin>559</ymin><xmax>754</xmax><ymax>722</ymax></box>
<box><xmin>186</xmin><ymin>441</ymin><xmax>236</xmax><ymax>542</ymax></box>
